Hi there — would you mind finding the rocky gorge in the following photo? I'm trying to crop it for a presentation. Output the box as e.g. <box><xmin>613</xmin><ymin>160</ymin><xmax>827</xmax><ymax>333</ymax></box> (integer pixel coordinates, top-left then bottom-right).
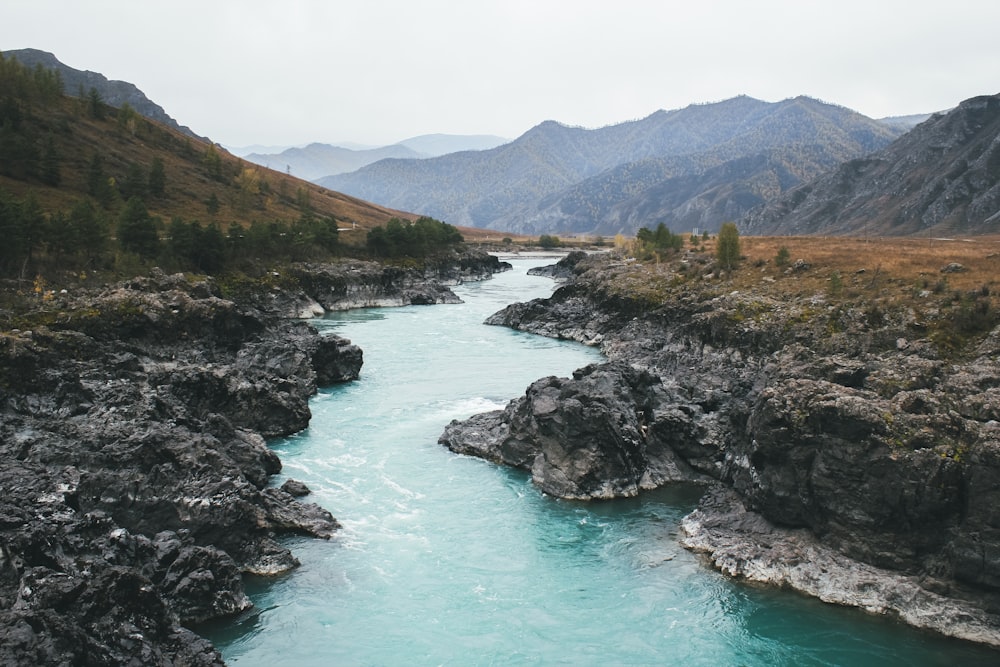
<box><xmin>0</xmin><ymin>251</ymin><xmax>506</xmax><ymax>665</ymax></box>
<box><xmin>440</xmin><ymin>250</ymin><xmax>1000</xmax><ymax>649</ymax></box>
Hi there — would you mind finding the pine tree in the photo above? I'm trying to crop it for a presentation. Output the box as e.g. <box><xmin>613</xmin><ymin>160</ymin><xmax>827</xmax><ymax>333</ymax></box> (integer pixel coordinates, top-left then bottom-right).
<box><xmin>70</xmin><ymin>199</ymin><xmax>108</xmax><ymax>262</ymax></box>
<box><xmin>148</xmin><ymin>157</ymin><xmax>165</xmax><ymax>197</ymax></box>
<box><xmin>87</xmin><ymin>87</ymin><xmax>104</xmax><ymax>119</ymax></box>
<box><xmin>87</xmin><ymin>153</ymin><xmax>116</xmax><ymax>208</ymax></box>
<box><xmin>40</xmin><ymin>135</ymin><xmax>61</xmax><ymax>186</ymax></box>
<box><xmin>118</xmin><ymin>197</ymin><xmax>159</xmax><ymax>258</ymax></box>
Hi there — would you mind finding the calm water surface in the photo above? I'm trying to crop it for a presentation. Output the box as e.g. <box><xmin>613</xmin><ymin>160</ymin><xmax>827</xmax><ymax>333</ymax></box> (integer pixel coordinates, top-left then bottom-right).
<box><xmin>207</xmin><ymin>258</ymin><xmax>998</xmax><ymax>666</ymax></box>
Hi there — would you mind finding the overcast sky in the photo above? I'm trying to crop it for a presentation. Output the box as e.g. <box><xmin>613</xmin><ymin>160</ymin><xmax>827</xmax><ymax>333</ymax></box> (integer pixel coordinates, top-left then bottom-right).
<box><xmin>4</xmin><ymin>0</ymin><xmax>999</xmax><ymax>149</ymax></box>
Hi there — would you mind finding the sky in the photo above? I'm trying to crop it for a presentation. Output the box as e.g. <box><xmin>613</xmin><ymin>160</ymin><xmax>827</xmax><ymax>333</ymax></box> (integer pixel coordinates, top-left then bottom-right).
<box><xmin>3</xmin><ymin>0</ymin><xmax>999</xmax><ymax>149</ymax></box>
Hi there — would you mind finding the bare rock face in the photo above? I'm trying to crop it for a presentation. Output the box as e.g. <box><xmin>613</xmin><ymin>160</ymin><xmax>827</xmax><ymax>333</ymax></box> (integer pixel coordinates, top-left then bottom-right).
<box><xmin>0</xmin><ymin>273</ymin><xmax>354</xmax><ymax>666</ymax></box>
<box><xmin>243</xmin><ymin>250</ymin><xmax>510</xmax><ymax>317</ymax></box>
<box><xmin>0</xmin><ymin>251</ymin><xmax>509</xmax><ymax>664</ymax></box>
<box><xmin>441</xmin><ymin>362</ymin><xmax>707</xmax><ymax>499</ymax></box>
<box><xmin>680</xmin><ymin>486</ymin><xmax>1000</xmax><ymax>648</ymax></box>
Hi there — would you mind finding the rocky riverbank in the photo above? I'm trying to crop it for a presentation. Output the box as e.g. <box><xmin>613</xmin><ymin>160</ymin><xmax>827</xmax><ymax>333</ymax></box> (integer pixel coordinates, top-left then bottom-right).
<box><xmin>0</xmin><ymin>250</ymin><xmax>504</xmax><ymax>665</ymax></box>
<box><xmin>440</xmin><ymin>251</ymin><xmax>1000</xmax><ymax>648</ymax></box>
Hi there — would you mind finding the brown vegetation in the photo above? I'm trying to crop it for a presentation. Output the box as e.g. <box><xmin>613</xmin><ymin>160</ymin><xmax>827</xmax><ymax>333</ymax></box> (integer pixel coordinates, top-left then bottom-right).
<box><xmin>606</xmin><ymin>233</ymin><xmax>1000</xmax><ymax>358</ymax></box>
<box><xmin>735</xmin><ymin>235</ymin><xmax>1000</xmax><ymax>295</ymax></box>
<box><xmin>0</xmin><ymin>95</ymin><xmax>411</xmax><ymax>242</ymax></box>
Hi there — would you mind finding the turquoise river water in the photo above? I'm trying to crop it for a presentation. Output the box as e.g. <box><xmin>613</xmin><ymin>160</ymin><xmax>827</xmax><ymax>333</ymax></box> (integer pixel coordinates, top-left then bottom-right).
<box><xmin>206</xmin><ymin>258</ymin><xmax>998</xmax><ymax>666</ymax></box>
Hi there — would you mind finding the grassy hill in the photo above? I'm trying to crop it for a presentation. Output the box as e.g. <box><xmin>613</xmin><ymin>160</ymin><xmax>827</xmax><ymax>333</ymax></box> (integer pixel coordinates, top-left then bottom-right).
<box><xmin>0</xmin><ymin>93</ymin><xmax>410</xmax><ymax>235</ymax></box>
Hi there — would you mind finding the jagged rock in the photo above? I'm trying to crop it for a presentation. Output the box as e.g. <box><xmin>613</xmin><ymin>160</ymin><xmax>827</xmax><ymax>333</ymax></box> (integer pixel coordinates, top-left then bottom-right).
<box><xmin>159</xmin><ymin>545</ymin><xmax>251</xmax><ymax>625</ymax></box>
<box><xmin>441</xmin><ymin>362</ymin><xmax>707</xmax><ymax>499</ymax></box>
<box><xmin>681</xmin><ymin>486</ymin><xmax>1000</xmax><ymax>648</ymax></box>
<box><xmin>312</xmin><ymin>333</ymin><xmax>363</xmax><ymax>384</ymax></box>
<box><xmin>526</xmin><ymin>251</ymin><xmax>589</xmax><ymax>281</ymax></box>
<box><xmin>281</xmin><ymin>479</ymin><xmax>312</xmax><ymax>497</ymax></box>
<box><xmin>0</xmin><ymin>273</ymin><xmax>354</xmax><ymax>664</ymax></box>
<box><xmin>248</xmin><ymin>250</ymin><xmax>508</xmax><ymax>317</ymax></box>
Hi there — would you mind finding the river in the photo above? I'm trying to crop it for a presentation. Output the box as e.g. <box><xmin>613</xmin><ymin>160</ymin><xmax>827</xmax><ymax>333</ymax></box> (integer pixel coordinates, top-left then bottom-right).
<box><xmin>206</xmin><ymin>257</ymin><xmax>997</xmax><ymax>666</ymax></box>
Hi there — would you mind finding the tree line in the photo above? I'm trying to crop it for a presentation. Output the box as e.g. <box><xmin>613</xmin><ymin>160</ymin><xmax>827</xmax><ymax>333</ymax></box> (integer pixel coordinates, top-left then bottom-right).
<box><xmin>365</xmin><ymin>217</ymin><xmax>464</xmax><ymax>258</ymax></box>
<box><xmin>0</xmin><ymin>186</ymin><xmax>347</xmax><ymax>278</ymax></box>
<box><xmin>0</xmin><ymin>185</ymin><xmax>469</xmax><ymax>281</ymax></box>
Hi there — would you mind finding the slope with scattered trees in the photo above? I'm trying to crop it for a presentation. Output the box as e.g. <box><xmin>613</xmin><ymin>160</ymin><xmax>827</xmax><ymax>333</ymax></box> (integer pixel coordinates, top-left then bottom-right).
<box><xmin>0</xmin><ymin>50</ymin><xmax>421</xmax><ymax>284</ymax></box>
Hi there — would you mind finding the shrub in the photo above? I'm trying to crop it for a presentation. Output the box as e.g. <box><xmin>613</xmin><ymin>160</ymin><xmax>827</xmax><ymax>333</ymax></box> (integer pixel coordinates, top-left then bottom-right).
<box><xmin>538</xmin><ymin>234</ymin><xmax>560</xmax><ymax>249</ymax></box>
<box><xmin>775</xmin><ymin>246</ymin><xmax>791</xmax><ymax>268</ymax></box>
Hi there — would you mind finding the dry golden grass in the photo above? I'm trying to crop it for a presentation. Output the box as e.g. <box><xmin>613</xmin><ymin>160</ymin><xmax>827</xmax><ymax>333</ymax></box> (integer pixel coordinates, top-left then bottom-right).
<box><xmin>608</xmin><ymin>233</ymin><xmax>1000</xmax><ymax>356</ymax></box>
<box><xmin>730</xmin><ymin>235</ymin><xmax>1000</xmax><ymax>296</ymax></box>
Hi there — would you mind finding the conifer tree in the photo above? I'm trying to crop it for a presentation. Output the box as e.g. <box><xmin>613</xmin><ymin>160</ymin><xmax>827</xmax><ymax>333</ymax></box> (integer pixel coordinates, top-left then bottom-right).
<box><xmin>148</xmin><ymin>157</ymin><xmax>165</xmax><ymax>197</ymax></box>
<box><xmin>87</xmin><ymin>87</ymin><xmax>104</xmax><ymax>119</ymax></box>
<box><xmin>118</xmin><ymin>196</ymin><xmax>159</xmax><ymax>258</ymax></box>
<box><xmin>40</xmin><ymin>135</ymin><xmax>61</xmax><ymax>186</ymax></box>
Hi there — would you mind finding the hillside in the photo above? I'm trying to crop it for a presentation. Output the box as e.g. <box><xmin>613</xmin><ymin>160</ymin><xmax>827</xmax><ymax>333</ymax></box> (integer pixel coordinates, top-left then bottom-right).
<box><xmin>523</xmin><ymin>142</ymin><xmax>877</xmax><ymax>237</ymax></box>
<box><xmin>742</xmin><ymin>94</ymin><xmax>1000</xmax><ymax>237</ymax></box>
<box><xmin>320</xmin><ymin>96</ymin><xmax>903</xmax><ymax>235</ymax></box>
<box><xmin>4</xmin><ymin>48</ymin><xmax>203</xmax><ymax>140</ymax></box>
<box><xmin>0</xmin><ymin>50</ymin><xmax>418</xmax><ymax>277</ymax></box>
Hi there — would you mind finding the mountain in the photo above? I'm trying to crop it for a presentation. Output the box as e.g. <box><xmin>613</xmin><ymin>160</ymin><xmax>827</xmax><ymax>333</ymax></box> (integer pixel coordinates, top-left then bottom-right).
<box><xmin>742</xmin><ymin>94</ymin><xmax>1000</xmax><ymax>237</ymax></box>
<box><xmin>319</xmin><ymin>96</ymin><xmax>903</xmax><ymax>235</ymax></box>
<box><xmin>242</xmin><ymin>134</ymin><xmax>509</xmax><ymax>182</ymax></box>
<box><xmin>244</xmin><ymin>143</ymin><xmax>426</xmax><ymax>181</ymax></box>
<box><xmin>396</xmin><ymin>133</ymin><xmax>509</xmax><ymax>156</ymax></box>
<box><xmin>541</xmin><ymin>144</ymin><xmax>844</xmax><ymax>236</ymax></box>
<box><xmin>227</xmin><ymin>143</ymin><xmax>305</xmax><ymax>157</ymax></box>
<box><xmin>878</xmin><ymin>112</ymin><xmax>939</xmax><ymax>131</ymax></box>
<box><xmin>4</xmin><ymin>48</ymin><xmax>203</xmax><ymax>140</ymax></box>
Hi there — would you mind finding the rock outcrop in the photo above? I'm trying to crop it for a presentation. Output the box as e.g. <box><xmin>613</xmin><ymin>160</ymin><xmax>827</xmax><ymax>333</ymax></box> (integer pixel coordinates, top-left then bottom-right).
<box><xmin>0</xmin><ymin>271</ymin><xmax>358</xmax><ymax>665</ymax></box>
<box><xmin>441</xmin><ymin>253</ymin><xmax>1000</xmax><ymax>647</ymax></box>
<box><xmin>525</xmin><ymin>251</ymin><xmax>588</xmax><ymax>282</ymax></box>
<box><xmin>441</xmin><ymin>362</ymin><xmax>708</xmax><ymax>499</ymax></box>
<box><xmin>232</xmin><ymin>251</ymin><xmax>511</xmax><ymax>319</ymax></box>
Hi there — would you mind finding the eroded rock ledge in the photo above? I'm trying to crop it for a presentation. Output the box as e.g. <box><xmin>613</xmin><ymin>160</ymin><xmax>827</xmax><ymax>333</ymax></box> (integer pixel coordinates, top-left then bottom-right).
<box><xmin>0</xmin><ymin>249</ymin><xmax>507</xmax><ymax>666</ymax></box>
<box><xmin>440</xmin><ymin>253</ymin><xmax>1000</xmax><ymax>648</ymax></box>
<box><xmin>231</xmin><ymin>251</ymin><xmax>511</xmax><ymax>318</ymax></box>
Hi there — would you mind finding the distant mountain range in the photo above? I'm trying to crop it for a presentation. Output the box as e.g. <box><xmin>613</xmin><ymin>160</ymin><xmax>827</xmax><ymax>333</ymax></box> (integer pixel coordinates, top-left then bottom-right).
<box><xmin>240</xmin><ymin>134</ymin><xmax>509</xmax><ymax>181</ymax></box>
<box><xmin>4</xmin><ymin>48</ymin><xmax>203</xmax><ymax>140</ymax></box>
<box><xmin>742</xmin><ymin>94</ymin><xmax>1000</xmax><ymax>237</ymax></box>
<box><xmin>13</xmin><ymin>47</ymin><xmax>994</xmax><ymax>239</ymax></box>
<box><xmin>319</xmin><ymin>96</ymin><xmax>906</xmax><ymax>236</ymax></box>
